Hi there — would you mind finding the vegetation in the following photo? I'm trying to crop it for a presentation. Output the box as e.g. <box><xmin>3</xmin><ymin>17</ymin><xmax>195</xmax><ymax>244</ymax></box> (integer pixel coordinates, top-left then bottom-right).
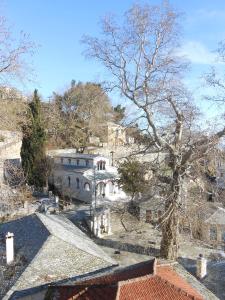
<box><xmin>21</xmin><ymin>90</ymin><xmax>47</xmax><ymax>188</ymax></box>
<box><xmin>113</xmin><ymin>104</ymin><xmax>126</xmax><ymax>124</ymax></box>
<box><xmin>83</xmin><ymin>2</ymin><xmax>225</xmax><ymax>259</ymax></box>
<box><xmin>118</xmin><ymin>158</ymin><xmax>148</xmax><ymax>199</ymax></box>
<box><xmin>44</xmin><ymin>81</ymin><xmax>113</xmax><ymax>150</ymax></box>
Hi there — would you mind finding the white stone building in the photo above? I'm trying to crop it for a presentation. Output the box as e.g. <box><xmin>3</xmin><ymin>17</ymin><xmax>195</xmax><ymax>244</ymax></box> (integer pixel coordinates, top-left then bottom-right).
<box><xmin>49</xmin><ymin>152</ymin><xmax>128</xmax><ymax>204</ymax></box>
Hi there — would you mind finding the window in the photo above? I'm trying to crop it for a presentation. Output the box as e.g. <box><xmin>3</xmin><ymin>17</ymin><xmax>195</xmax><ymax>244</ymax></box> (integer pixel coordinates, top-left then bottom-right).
<box><xmin>68</xmin><ymin>176</ymin><xmax>71</xmax><ymax>187</ymax></box>
<box><xmin>97</xmin><ymin>160</ymin><xmax>106</xmax><ymax>170</ymax></box>
<box><xmin>76</xmin><ymin>178</ymin><xmax>80</xmax><ymax>189</ymax></box>
<box><xmin>108</xmin><ymin>181</ymin><xmax>114</xmax><ymax>194</ymax></box>
<box><xmin>210</xmin><ymin>226</ymin><xmax>217</xmax><ymax>241</ymax></box>
<box><xmin>61</xmin><ymin>157</ymin><xmax>63</xmax><ymax>164</ymax></box>
<box><xmin>158</xmin><ymin>210</ymin><xmax>162</xmax><ymax>218</ymax></box>
<box><xmin>77</xmin><ymin>159</ymin><xmax>80</xmax><ymax>166</ymax></box>
<box><xmin>221</xmin><ymin>172</ymin><xmax>224</xmax><ymax>178</ymax></box>
<box><xmin>86</xmin><ymin>160</ymin><xmax>89</xmax><ymax>167</ymax></box>
<box><xmin>146</xmin><ymin>210</ymin><xmax>152</xmax><ymax>223</ymax></box>
<box><xmin>84</xmin><ymin>182</ymin><xmax>90</xmax><ymax>191</ymax></box>
<box><xmin>68</xmin><ymin>158</ymin><xmax>71</xmax><ymax>164</ymax></box>
<box><xmin>97</xmin><ymin>182</ymin><xmax>105</xmax><ymax>197</ymax></box>
<box><xmin>222</xmin><ymin>232</ymin><xmax>225</xmax><ymax>242</ymax></box>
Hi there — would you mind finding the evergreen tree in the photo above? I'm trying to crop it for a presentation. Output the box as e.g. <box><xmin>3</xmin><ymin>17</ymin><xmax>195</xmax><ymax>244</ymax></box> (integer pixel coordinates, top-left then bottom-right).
<box><xmin>21</xmin><ymin>89</ymin><xmax>47</xmax><ymax>187</ymax></box>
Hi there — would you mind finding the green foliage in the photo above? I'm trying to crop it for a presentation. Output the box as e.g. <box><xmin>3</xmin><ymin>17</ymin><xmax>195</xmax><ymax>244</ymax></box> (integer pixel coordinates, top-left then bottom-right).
<box><xmin>113</xmin><ymin>104</ymin><xmax>126</xmax><ymax>123</ymax></box>
<box><xmin>46</xmin><ymin>81</ymin><xmax>112</xmax><ymax>149</ymax></box>
<box><xmin>118</xmin><ymin>158</ymin><xmax>148</xmax><ymax>198</ymax></box>
<box><xmin>21</xmin><ymin>89</ymin><xmax>47</xmax><ymax>187</ymax></box>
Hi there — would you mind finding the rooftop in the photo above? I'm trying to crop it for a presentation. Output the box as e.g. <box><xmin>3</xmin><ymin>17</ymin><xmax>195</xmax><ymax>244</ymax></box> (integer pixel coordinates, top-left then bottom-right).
<box><xmin>0</xmin><ymin>213</ymin><xmax>116</xmax><ymax>299</ymax></box>
<box><xmin>54</xmin><ymin>153</ymin><xmax>103</xmax><ymax>159</ymax></box>
<box><xmin>204</xmin><ymin>207</ymin><xmax>225</xmax><ymax>225</ymax></box>
<box><xmin>45</xmin><ymin>259</ymin><xmax>212</xmax><ymax>300</ymax></box>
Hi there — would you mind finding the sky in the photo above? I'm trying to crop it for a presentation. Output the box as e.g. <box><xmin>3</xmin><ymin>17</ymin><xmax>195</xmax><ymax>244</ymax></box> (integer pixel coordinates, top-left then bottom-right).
<box><xmin>3</xmin><ymin>0</ymin><xmax>225</xmax><ymax>106</ymax></box>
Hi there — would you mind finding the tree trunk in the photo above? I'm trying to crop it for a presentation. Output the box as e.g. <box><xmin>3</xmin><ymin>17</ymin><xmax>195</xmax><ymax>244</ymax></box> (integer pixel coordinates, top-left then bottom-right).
<box><xmin>160</xmin><ymin>208</ymin><xmax>179</xmax><ymax>260</ymax></box>
<box><xmin>160</xmin><ymin>169</ymin><xmax>182</xmax><ymax>260</ymax></box>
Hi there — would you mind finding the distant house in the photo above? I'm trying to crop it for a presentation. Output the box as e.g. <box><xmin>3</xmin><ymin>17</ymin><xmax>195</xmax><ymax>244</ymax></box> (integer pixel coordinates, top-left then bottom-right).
<box><xmin>202</xmin><ymin>206</ymin><xmax>225</xmax><ymax>248</ymax></box>
<box><xmin>48</xmin><ymin>152</ymin><xmax>128</xmax><ymax>204</ymax></box>
<box><xmin>99</xmin><ymin>122</ymin><xmax>127</xmax><ymax>146</ymax></box>
<box><xmin>46</xmin><ymin>259</ymin><xmax>217</xmax><ymax>300</ymax></box>
<box><xmin>0</xmin><ymin>213</ymin><xmax>116</xmax><ymax>299</ymax></box>
<box><xmin>137</xmin><ymin>196</ymin><xmax>165</xmax><ymax>224</ymax></box>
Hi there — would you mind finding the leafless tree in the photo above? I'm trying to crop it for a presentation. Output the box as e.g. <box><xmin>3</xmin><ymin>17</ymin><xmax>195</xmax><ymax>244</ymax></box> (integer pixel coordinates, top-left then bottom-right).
<box><xmin>0</xmin><ymin>11</ymin><xmax>35</xmax><ymax>131</ymax></box>
<box><xmin>0</xmin><ymin>15</ymin><xmax>35</xmax><ymax>84</ymax></box>
<box><xmin>83</xmin><ymin>2</ymin><xmax>225</xmax><ymax>259</ymax></box>
<box><xmin>0</xmin><ymin>159</ymin><xmax>34</xmax><ymax>221</ymax></box>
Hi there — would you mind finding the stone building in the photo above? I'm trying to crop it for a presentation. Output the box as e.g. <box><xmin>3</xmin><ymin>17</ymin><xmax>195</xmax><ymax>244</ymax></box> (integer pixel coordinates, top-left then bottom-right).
<box><xmin>49</xmin><ymin>152</ymin><xmax>128</xmax><ymax>204</ymax></box>
<box><xmin>0</xmin><ymin>131</ymin><xmax>22</xmax><ymax>183</ymax></box>
<box><xmin>99</xmin><ymin>122</ymin><xmax>127</xmax><ymax>146</ymax></box>
<box><xmin>202</xmin><ymin>207</ymin><xmax>225</xmax><ymax>248</ymax></box>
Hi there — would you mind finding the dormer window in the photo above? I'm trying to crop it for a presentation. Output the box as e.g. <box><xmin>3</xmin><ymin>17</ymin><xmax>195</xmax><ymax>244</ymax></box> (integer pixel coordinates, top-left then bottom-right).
<box><xmin>97</xmin><ymin>160</ymin><xmax>106</xmax><ymax>170</ymax></box>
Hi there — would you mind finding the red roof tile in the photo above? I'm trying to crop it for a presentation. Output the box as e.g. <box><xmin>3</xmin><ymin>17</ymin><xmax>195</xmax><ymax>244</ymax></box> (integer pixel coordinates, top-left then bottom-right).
<box><xmin>156</xmin><ymin>265</ymin><xmax>203</xmax><ymax>299</ymax></box>
<box><xmin>119</xmin><ymin>275</ymin><xmax>202</xmax><ymax>300</ymax></box>
<box><xmin>46</xmin><ymin>259</ymin><xmax>204</xmax><ymax>300</ymax></box>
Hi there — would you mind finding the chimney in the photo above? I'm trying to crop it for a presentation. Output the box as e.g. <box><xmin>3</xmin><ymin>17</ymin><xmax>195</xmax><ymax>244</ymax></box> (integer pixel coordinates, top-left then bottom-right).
<box><xmin>196</xmin><ymin>254</ymin><xmax>207</xmax><ymax>279</ymax></box>
<box><xmin>6</xmin><ymin>232</ymin><xmax>14</xmax><ymax>264</ymax></box>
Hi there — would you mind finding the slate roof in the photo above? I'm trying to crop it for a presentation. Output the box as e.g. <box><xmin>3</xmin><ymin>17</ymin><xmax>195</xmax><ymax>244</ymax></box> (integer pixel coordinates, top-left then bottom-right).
<box><xmin>45</xmin><ymin>259</ymin><xmax>212</xmax><ymax>300</ymax></box>
<box><xmin>0</xmin><ymin>213</ymin><xmax>116</xmax><ymax>299</ymax></box>
<box><xmin>84</xmin><ymin>169</ymin><xmax>119</xmax><ymax>181</ymax></box>
<box><xmin>180</xmin><ymin>257</ymin><xmax>225</xmax><ymax>300</ymax></box>
<box><xmin>54</xmin><ymin>153</ymin><xmax>100</xmax><ymax>159</ymax></box>
<box><xmin>204</xmin><ymin>207</ymin><xmax>225</xmax><ymax>225</ymax></box>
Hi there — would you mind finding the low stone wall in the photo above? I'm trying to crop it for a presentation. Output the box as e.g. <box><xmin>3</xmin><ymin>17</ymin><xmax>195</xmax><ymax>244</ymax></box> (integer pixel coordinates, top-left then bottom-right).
<box><xmin>94</xmin><ymin>237</ymin><xmax>159</xmax><ymax>257</ymax></box>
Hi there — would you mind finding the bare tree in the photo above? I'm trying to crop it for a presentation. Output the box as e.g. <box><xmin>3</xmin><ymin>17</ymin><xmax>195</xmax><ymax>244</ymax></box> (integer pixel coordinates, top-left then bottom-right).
<box><xmin>83</xmin><ymin>2</ymin><xmax>225</xmax><ymax>259</ymax></box>
<box><xmin>0</xmin><ymin>15</ymin><xmax>34</xmax><ymax>84</ymax></box>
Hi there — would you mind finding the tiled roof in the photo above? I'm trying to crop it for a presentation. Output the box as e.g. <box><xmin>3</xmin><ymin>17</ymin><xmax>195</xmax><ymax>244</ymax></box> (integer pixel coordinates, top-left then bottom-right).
<box><xmin>46</xmin><ymin>259</ymin><xmax>205</xmax><ymax>300</ymax></box>
<box><xmin>156</xmin><ymin>265</ymin><xmax>203</xmax><ymax>299</ymax></box>
<box><xmin>119</xmin><ymin>275</ymin><xmax>202</xmax><ymax>300</ymax></box>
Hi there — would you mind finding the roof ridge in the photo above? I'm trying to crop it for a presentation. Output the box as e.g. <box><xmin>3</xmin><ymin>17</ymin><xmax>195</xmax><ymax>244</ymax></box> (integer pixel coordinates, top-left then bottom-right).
<box><xmin>36</xmin><ymin>213</ymin><xmax>116</xmax><ymax>265</ymax></box>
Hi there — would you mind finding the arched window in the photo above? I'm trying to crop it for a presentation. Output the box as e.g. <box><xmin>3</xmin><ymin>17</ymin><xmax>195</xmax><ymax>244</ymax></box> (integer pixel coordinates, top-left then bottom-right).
<box><xmin>68</xmin><ymin>176</ymin><xmax>71</xmax><ymax>187</ymax></box>
<box><xmin>108</xmin><ymin>181</ymin><xmax>114</xmax><ymax>194</ymax></box>
<box><xmin>96</xmin><ymin>182</ymin><xmax>105</xmax><ymax>197</ymax></box>
<box><xmin>76</xmin><ymin>178</ymin><xmax>80</xmax><ymax>189</ymax></box>
<box><xmin>97</xmin><ymin>160</ymin><xmax>106</xmax><ymax>171</ymax></box>
<box><xmin>84</xmin><ymin>182</ymin><xmax>90</xmax><ymax>191</ymax></box>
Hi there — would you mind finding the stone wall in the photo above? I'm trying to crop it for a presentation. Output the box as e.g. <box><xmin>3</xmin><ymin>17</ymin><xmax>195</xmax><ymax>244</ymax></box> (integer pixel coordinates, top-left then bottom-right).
<box><xmin>94</xmin><ymin>237</ymin><xmax>159</xmax><ymax>257</ymax></box>
<box><xmin>0</xmin><ymin>131</ymin><xmax>22</xmax><ymax>183</ymax></box>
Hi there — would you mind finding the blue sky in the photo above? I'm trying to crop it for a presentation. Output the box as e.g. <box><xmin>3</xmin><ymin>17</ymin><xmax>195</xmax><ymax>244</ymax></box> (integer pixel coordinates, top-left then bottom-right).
<box><xmin>3</xmin><ymin>0</ymin><xmax>225</xmax><ymax>105</ymax></box>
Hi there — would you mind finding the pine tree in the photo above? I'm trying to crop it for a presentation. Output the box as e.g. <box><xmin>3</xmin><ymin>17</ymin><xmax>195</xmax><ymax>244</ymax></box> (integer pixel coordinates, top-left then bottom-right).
<box><xmin>21</xmin><ymin>89</ymin><xmax>47</xmax><ymax>188</ymax></box>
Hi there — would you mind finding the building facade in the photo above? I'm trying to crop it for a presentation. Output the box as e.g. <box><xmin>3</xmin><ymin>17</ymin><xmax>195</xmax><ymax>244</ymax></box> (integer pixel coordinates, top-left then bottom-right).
<box><xmin>49</xmin><ymin>152</ymin><xmax>128</xmax><ymax>204</ymax></box>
